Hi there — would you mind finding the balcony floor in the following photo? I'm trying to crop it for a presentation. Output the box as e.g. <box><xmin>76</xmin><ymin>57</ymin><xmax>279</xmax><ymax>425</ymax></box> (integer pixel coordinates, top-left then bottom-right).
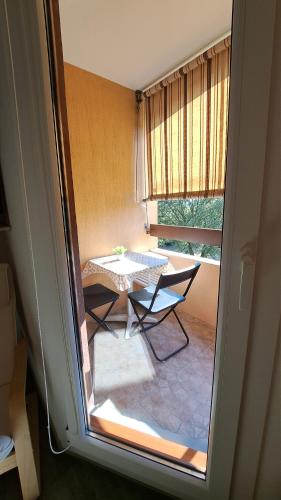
<box><xmin>87</xmin><ymin>311</ymin><xmax>215</xmax><ymax>453</ymax></box>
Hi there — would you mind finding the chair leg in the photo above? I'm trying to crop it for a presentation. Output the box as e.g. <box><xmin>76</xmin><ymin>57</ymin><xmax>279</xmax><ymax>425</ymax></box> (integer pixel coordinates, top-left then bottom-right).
<box><xmin>130</xmin><ymin>300</ymin><xmax>189</xmax><ymax>362</ymax></box>
<box><xmin>172</xmin><ymin>308</ymin><xmax>190</xmax><ymax>343</ymax></box>
<box><xmin>87</xmin><ymin>301</ymin><xmax>117</xmax><ymax>344</ymax></box>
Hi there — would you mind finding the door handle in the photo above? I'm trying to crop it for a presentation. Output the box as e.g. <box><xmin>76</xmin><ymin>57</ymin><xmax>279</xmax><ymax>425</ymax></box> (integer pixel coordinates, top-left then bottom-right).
<box><xmin>239</xmin><ymin>246</ymin><xmax>255</xmax><ymax>311</ymax></box>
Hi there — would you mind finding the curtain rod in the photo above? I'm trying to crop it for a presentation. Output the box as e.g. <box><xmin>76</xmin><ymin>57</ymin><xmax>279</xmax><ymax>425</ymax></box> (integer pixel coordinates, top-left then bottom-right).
<box><xmin>141</xmin><ymin>30</ymin><xmax>231</xmax><ymax>94</ymax></box>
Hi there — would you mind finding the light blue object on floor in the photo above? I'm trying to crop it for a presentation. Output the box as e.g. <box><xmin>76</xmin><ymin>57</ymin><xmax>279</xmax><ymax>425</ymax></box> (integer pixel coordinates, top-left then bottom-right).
<box><xmin>0</xmin><ymin>435</ymin><xmax>14</xmax><ymax>462</ymax></box>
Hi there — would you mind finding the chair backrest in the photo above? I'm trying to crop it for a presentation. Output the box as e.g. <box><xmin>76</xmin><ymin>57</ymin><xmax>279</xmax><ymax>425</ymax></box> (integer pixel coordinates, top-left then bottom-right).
<box><xmin>148</xmin><ymin>263</ymin><xmax>201</xmax><ymax>313</ymax></box>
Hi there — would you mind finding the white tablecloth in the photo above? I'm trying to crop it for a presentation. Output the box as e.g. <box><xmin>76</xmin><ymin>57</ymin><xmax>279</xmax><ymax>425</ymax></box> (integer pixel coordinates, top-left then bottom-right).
<box><xmin>82</xmin><ymin>251</ymin><xmax>168</xmax><ymax>291</ymax></box>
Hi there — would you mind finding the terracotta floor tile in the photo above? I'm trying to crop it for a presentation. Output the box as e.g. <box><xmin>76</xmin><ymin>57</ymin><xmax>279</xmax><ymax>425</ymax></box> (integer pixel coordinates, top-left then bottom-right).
<box><xmin>87</xmin><ymin>311</ymin><xmax>216</xmax><ymax>452</ymax></box>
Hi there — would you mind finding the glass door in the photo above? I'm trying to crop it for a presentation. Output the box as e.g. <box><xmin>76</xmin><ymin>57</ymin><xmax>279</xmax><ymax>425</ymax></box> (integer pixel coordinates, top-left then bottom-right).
<box><xmin>39</xmin><ymin>0</ymin><xmax>275</xmax><ymax>496</ymax></box>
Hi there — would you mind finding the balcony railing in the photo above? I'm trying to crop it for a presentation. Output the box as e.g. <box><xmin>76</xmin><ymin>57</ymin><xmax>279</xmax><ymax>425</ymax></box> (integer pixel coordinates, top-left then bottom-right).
<box><xmin>149</xmin><ymin>224</ymin><xmax>222</xmax><ymax>247</ymax></box>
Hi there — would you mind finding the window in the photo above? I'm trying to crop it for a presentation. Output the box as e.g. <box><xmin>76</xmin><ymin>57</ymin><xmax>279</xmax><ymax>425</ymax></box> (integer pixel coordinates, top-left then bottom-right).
<box><xmin>157</xmin><ymin>197</ymin><xmax>223</xmax><ymax>260</ymax></box>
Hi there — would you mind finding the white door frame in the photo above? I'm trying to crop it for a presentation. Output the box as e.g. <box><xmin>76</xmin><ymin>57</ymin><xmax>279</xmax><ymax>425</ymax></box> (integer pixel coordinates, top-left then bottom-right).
<box><xmin>0</xmin><ymin>0</ymin><xmax>277</xmax><ymax>498</ymax></box>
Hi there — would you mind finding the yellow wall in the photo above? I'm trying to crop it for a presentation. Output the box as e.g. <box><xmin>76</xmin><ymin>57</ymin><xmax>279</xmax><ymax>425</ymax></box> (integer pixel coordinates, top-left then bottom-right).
<box><xmin>63</xmin><ymin>64</ymin><xmax>218</xmax><ymax>326</ymax></box>
<box><xmin>64</xmin><ymin>63</ymin><xmax>155</xmax><ymax>266</ymax></box>
<box><xmin>154</xmin><ymin>248</ymin><xmax>220</xmax><ymax>327</ymax></box>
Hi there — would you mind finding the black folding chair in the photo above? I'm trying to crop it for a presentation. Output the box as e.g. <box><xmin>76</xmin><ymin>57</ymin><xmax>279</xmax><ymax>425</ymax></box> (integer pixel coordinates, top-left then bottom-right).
<box><xmin>128</xmin><ymin>263</ymin><xmax>201</xmax><ymax>362</ymax></box>
<box><xmin>83</xmin><ymin>283</ymin><xmax>120</xmax><ymax>344</ymax></box>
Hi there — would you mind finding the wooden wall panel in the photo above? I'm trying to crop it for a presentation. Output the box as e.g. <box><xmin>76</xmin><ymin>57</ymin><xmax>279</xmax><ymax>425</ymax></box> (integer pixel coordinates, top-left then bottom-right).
<box><xmin>64</xmin><ymin>63</ymin><xmax>156</xmax><ymax>266</ymax></box>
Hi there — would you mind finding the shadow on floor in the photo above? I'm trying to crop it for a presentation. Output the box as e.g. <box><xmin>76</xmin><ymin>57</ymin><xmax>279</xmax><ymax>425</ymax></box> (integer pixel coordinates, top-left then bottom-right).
<box><xmin>0</xmin><ymin>405</ymin><xmax>174</xmax><ymax>500</ymax></box>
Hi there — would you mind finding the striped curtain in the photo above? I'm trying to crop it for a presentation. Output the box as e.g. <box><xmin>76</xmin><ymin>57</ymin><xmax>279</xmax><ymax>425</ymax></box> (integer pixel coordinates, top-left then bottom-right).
<box><xmin>142</xmin><ymin>36</ymin><xmax>231</xmax><ymax>200</ymax></box>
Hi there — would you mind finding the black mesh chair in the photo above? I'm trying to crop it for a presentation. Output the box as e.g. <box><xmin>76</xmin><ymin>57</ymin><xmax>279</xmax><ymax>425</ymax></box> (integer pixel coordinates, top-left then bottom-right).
<box><xmin>128</xmin><ymin>263</ymin><xmax>201</xmax><ymax>362</ymax></box>
<box><xmin>83</xmin><ymin>283</ymin><xmax>120</xmax><ymax>344</ymax></box>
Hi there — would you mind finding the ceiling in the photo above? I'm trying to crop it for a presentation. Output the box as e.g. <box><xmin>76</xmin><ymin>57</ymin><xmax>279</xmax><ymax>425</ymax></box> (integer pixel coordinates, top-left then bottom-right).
<box><xmin>59</xmin><ymin>0</ymin><xmax>232</xmax><ymax>90</ymax></box>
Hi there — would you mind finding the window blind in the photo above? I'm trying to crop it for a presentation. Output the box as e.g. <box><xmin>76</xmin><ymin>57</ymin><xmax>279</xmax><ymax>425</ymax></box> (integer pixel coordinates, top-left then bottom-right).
<box><xmin>141</xmin><ymin>36</ymin><xmax>231</xmax><ymax>200</ymax></box>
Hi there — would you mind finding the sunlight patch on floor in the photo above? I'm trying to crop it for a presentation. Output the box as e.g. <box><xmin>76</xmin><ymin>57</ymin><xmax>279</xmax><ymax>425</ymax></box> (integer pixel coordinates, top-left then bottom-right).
<box><xmin>93</xmin><ymin>327</ymin><xmax>156</xmax><ymax>392</ymax></box>
<box><xmin>92</xmin><ymin>399</ymin><xmax>164</xmax><ymax>438</ymax></box>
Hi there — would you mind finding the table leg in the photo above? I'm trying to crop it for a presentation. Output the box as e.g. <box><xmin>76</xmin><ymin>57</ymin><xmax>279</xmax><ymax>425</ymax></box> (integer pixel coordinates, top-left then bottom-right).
<box><xmin>124</xmin><ymin>298</ymin><xmax>137</xmax><ymax>339</ymax></box>
<box><xmin>106</xmin><ymin>287</ymin><xmax>158</xmax><ymax>340</ymax></box>
<box><xmin>125</xmin><ymin>290</ymin><xmax>158</xmax><ymax>339</ymax></box>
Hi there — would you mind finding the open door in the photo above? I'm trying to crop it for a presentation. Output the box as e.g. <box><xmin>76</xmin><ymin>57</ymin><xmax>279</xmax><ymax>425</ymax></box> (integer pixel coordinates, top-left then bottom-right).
<box><xmin>38</xmin><ymin>0</ymin><xmax>277</xmax><ymax>497</ymax></box>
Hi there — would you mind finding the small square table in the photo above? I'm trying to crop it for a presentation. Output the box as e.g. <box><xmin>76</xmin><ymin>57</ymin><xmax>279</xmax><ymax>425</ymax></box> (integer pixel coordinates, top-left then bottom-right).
<box><xmin>82</xmin><ymin>251</ymin><xmax>168</xmax><ymax>337</ymax></box>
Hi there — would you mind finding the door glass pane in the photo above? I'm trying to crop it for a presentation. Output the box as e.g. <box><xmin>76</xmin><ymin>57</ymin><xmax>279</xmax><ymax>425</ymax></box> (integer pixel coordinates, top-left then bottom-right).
<box><xmin>54</xmin><ymin>0</ymin><xmax>233</xmax><ymax>475</ymax></box>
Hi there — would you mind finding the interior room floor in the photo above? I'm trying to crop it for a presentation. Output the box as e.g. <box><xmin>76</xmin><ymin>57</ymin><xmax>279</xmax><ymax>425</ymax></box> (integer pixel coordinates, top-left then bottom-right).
<box><xmin>88</xmin><ymin>311</ymin><xmax>215</xmax><ymax>453</ymax></box>
<box><xmin>0</xmin><ymin>406</ymin><xmax>171</xmax><ymax>500</ymax></box>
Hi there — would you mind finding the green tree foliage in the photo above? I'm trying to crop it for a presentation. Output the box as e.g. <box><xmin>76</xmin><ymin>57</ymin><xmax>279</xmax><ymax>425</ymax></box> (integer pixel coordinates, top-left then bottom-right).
<box><xmin>158</xmin><ymin>197</ymin><xmax>224</xmax><ymax>260</ymax></box>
